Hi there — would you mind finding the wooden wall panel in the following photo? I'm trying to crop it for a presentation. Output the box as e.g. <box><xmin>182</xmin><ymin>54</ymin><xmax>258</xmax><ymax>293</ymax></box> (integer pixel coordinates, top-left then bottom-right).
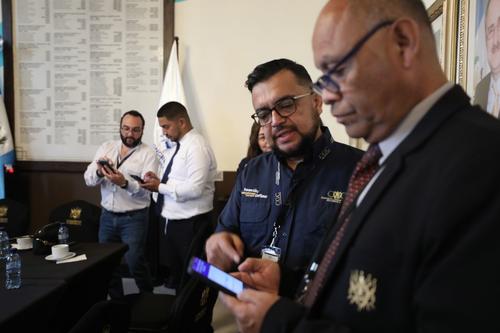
<box><xmin>5</xmin><ymin>166</ymin><xmax>235</xmax><ymax>233</ymax></box>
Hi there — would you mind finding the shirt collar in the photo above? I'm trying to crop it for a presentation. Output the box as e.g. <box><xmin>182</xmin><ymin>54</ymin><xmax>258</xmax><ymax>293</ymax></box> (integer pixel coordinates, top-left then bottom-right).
<box><xmin>275</xmin><ymin>126</ymin><xmax>334</xmax><ymax>165</ymax></box>
<box><xmin>310</xmin><ymin>126</ymin><xmax>334</xmax><ymax>161</ymax></box>
<box><xmin>487</xmin><ymin>75</ymin><xmax>500</xmax><ymax>113</ymax></box>
<box><xmin>378</xmin><ymin>82</ymin><xmax>453</xmax><ymax>164</ymax></box>
<box><xmin>179</xmin><ymin>128</ymin><xmax>195</xmax><ymax>145</ymax></box>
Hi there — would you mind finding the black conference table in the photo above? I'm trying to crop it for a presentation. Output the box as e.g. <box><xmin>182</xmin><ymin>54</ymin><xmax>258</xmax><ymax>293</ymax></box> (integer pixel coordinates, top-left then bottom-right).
<box><xmin>0</xmin><ymin>242</ymin><xmax>127</xmax><ymax>332</ymax></box>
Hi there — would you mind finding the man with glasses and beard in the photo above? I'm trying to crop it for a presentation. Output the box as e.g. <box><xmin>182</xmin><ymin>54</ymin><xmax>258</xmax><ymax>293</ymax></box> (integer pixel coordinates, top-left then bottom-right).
<box><xmin>205</xmin><ymin>59</ymin><xmax>362</xmax><ymax>295</ymax></box>
<box><xmin>84</xmin><ymin>110</ymin><xmax>158</xmax><ymax>299</ymax></box>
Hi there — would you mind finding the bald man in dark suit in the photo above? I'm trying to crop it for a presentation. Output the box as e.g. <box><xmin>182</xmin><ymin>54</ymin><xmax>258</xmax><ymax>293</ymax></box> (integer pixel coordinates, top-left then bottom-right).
<box><xmin>219</xmin><ymin>1</ymin><xmax>500</xmax><ymax>333</ymax></box>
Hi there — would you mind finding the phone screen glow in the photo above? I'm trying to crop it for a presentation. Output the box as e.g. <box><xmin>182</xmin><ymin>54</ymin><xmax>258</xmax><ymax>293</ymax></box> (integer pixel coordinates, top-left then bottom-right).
<box><xmin>191</xmin><ymin>257</ymin><xmax>244</xmax><ymax>295</ymax></box>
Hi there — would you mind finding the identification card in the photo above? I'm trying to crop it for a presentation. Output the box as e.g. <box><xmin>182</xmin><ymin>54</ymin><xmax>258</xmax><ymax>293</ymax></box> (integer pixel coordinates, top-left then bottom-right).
<box><xmin>261</xmin><ymin>246</ymin><xmax>281</xmax><ymax>262</ymax></box>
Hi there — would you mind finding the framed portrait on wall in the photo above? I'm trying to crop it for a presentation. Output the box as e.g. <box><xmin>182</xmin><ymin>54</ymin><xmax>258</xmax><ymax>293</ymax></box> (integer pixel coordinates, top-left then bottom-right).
<box><xmin>429</xmin><ymin>2</ymin><xmax>445</xmax><ymax>68</ymax></box>
<box><xmin>427</xmin><ymin>0</ymin><xmax>459</xmax><ymax>81</ymax></box>
<box><xmin>457</xmin><ymin>0</ymin><xmax>500</xmax><ymax>118</ymax></box>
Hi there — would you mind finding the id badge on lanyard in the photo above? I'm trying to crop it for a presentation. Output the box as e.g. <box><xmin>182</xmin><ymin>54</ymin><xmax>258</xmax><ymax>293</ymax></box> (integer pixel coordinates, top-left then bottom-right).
<box><xmin>261</xmin><ymin>245</ymin><xmax>281</xmax><ymax>262</ymax></box>
<box><xmin>261</xmin><ymin>223</ymin><xmax>281</xmax><ymax>262</ymax></box>
<box><xmin>261</xmin><ymin>162</ymin><xmax>283</xmax><ymax>263</ymax></box>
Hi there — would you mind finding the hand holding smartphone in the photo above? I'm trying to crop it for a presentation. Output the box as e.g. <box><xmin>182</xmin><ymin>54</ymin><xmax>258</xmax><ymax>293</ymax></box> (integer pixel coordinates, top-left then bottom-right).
<box><xmin>130</xmin><ymin>174</ymin><xmax>145</xmax><ymax>184</ymax></box>
<box><xmin>188</xmin><ymin>256</ymin><xmax>245</xmax><ymax>296</ymax></box>
<box><xmin>97</xmin><ymin>159</ymin><xmax>116</xmax><ymax>174</ymax></box>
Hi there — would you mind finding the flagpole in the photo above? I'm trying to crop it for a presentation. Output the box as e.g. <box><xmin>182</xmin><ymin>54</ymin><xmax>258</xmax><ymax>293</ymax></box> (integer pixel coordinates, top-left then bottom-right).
<box><xmin>174</xmin><ymin>36</ymin><xmax>179</xmax><ymax>59</ymax></box>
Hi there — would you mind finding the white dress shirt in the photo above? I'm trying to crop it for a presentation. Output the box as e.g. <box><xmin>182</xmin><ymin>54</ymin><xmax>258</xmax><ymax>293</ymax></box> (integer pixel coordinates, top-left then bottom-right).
<box><xmin>84</xmin><ymin>140</ymin><xmax>159</xmax><ymax>212</ymax></box>
<box><xmin>157</xmin><ymin>128</ymin><xmax>217</xmax><ymax>220</ymax></box>
<box><xmin>487</xmin><ymin>75</ymin><xmax>500</xmax><ymax>117</ymax></box>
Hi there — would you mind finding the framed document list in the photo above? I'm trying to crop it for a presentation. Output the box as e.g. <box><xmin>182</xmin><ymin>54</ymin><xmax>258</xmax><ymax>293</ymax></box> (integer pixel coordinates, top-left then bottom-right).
<box><xmin>13</xmin><ymin>0</ymin><xmax>165</xmax><ymax>161</ymax></box>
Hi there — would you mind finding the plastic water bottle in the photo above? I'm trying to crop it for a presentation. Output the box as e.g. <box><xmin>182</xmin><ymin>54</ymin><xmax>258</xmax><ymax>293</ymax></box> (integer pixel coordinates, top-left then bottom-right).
<box><xmin>58</xmin><ymin>222</ymin><xmax>69</xmax><ymax>244</ymax></box>
<box><xmin>5</xmin><ymin>248</ymin><xmax>21</xmax><ymax>289</ymax></box>
<box><xmin>0</xmin><ymin>227</ymin><xmax>9</xmax><ymax>260</ymax></box>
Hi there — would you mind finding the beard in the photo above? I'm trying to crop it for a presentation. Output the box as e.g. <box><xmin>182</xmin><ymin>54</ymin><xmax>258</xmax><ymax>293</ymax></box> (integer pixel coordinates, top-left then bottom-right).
<box><xmin>271</xmin><ymin>122</ymin><xmax>319</xmax><ymax>160</ymax></box>
<box><xmin>121</xmin><ymin>133</ymin><xmax>142</xmax><ymax>148</ymax></box>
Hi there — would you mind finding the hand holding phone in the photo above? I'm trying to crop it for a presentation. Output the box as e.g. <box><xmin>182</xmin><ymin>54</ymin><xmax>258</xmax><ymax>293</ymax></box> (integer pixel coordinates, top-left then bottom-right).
<box><xmin>188</xmin><ymin>256</ymin><xmax>246</xmax><ymax>296</ymax></box>
<box><xmin>130</xmin><ymin>174</ymin><xmax>145</xmax><ymax>184</ymax></box>
<box><xmin>97</xmin><ymin>159</ymin><xmax>116</xmax><ymax>174</ymax></box>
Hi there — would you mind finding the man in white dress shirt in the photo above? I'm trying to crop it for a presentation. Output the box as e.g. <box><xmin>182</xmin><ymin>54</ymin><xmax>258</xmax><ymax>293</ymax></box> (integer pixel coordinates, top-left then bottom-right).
<box><xmin>84</xmin><ymin>110</ymin><xmax>159</xmax><ymax>298</ymax></box>
<box><xmin>142</xmin><ymin>101</ymin><xmax>217</xmax><ymax>289</ymax></box>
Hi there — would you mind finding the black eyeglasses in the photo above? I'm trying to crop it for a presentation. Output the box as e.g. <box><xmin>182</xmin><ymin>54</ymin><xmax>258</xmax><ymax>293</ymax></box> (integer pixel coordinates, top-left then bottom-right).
<box><xmin>120</xmin><ymin>125</ymin><xmax>143</xmax><ymax>134</ymax></box>
<box><xmin>312</xmin><ymin>20</ymin><xmax>395</xmax><ymax>95</ymax></box>
<box><xmin>251</xmin><ymin>92</ymin><xmax>314</xmax><ymax>126</ymax></box>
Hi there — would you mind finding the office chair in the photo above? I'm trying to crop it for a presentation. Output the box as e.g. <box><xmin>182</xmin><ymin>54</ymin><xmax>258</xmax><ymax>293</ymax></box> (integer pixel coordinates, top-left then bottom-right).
<box><xmin>124</xmin><ymin>275</ymin><xmax>218</xmax><ymax>332</ymax></box>
<box><xmin>0</xmin><ymin>198</ymin><xmax>29</xmax><ymax>237</ymax></box>
<box><xmin>67</xmin><ymin>299</ymin><xmax>130</xmax><ymax>333</ymax></box>
<box><xmin>126</xmin><ymin>220</ymin><xmax>217</xmax><ymax>332</ymax></box>
<box><xmin>70</xmin><ymin>221</ymin><xmax>218</xmax><ymax>333</ymax></box>
<box><xmin>49</xmin><ymin>200</ymin><xmax>101</xmax><ymax>242</ymax></box>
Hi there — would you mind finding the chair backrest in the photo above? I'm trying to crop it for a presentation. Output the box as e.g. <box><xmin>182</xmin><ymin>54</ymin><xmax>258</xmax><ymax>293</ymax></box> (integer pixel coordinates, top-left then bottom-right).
<box><xmin>126</xmin><ymin>221</ymin><xmax>217</xmax><ymax>333</ymax></box>
<box><xmin>178</xmin><ymin>221</ymin><xmax>214</xmax><ymax>289</ymax></box>
<box><xmin>49</xmin><ymin>200</ymin><xmax>101</xmax><ymax>242</ymax></box>
<box><xmin>0</xmin><ymin>198</ymin><xmax>29</xmax><ymax>237</ymax></box>
<box><xmin>68</xmin><ymin>299</ymin><xmax>130</xmax><ymax>333</ymax></box>
<box><xmin>165</xmin><ymin>221</ymin><xmax>217</xmax><ymax>332</ymax></box>
<box><xmin>166</xmin><ymin>278</ymin><xmax>218</xmax><ymax>333</ymax></box>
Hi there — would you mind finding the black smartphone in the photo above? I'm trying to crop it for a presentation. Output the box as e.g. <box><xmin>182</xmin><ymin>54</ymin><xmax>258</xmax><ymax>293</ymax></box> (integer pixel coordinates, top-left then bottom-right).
<box><xmin>187</xmin><ymin>256</ymin><xmax>245</xmax><ymax>296</ymax></box>
<box><xmin>130</xmin><ymin>174</ymin><xmax>145</xmax><ymax>184</ymax></box>
<box><xmin>97</xmin><ymin>159</ymin><xmax>116</xmax><ymax>173</ymax></box>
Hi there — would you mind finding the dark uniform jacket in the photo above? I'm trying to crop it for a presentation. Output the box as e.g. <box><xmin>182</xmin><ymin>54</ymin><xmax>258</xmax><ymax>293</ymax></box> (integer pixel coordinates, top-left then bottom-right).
<box><xmin>217</xmin><ymin>127</ymin><xmax>362</xmax><ymax>273</ymax></box>
<box><xmin>262</xmin><ymin>86</ymin><xmax>500</xmax><ymax>332</ymax></box>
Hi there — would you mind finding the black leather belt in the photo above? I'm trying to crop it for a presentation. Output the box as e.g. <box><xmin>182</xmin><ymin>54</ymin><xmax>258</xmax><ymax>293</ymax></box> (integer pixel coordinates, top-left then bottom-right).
<box><xmin>105</xmin><ymin>207</ymin><xmax>148</xmax><ymax>216</ymax></box>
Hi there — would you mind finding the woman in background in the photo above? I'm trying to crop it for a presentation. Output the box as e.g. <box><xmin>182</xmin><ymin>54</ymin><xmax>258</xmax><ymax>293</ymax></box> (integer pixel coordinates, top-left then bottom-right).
<box><xmin>236</xmin><ymin>122</ymin><xmax>271</xmax><ymax>175</ymax></box>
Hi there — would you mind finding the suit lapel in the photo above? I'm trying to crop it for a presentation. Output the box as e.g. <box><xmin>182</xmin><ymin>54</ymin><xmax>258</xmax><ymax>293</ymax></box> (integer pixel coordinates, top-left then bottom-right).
<box><xmin>318</xmin><ymin>85</ymin><xmax>471</xmax><ymax>286</ymax></box>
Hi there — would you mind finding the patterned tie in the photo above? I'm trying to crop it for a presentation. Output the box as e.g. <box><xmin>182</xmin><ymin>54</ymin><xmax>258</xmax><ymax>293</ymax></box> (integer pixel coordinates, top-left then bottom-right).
<box><xmin>155</xmin><ymin>142</ymin><xmax>180</xmax><ymax>215</ymax></box>
<box><xmin>302</xmin><ymin>144</ymin><xmax>382</xmax><ymax>307</ymax></box>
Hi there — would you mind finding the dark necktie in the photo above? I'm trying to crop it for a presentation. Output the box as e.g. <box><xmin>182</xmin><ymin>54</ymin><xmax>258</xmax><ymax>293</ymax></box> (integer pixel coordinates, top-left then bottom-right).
<box><xmin>302</xmin><ymin>144</ymin><xmax>382</xmax><ymax>307</ymax></box>
<box><xmin>155</xmin><ymin>142</ymin><xmax>180</xmax><ymax>215</ymax></box>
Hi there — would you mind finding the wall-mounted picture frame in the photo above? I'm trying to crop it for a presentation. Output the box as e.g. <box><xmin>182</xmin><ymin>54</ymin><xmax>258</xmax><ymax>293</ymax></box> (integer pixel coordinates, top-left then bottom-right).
<box><xmin>5</xmin><ymin>0</ymin><xmax>174</xmax><ymax>163</ymax></box>
<box><xmin>457</xmin><ymin>0</ymin><xmax>500</xmax><ymax>118</ymax></box>
<box><xmin>427</xmin><ymin>0</ymin><xmax>459</xmax><ymax>81</ymax></box>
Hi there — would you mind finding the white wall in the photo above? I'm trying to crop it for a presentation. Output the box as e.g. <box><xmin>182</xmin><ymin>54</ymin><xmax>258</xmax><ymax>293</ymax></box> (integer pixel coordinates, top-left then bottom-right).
<box><xmin>174</xmin><ymin>0</ymin><xmax>350</xmax><ymax>171</ymax></box>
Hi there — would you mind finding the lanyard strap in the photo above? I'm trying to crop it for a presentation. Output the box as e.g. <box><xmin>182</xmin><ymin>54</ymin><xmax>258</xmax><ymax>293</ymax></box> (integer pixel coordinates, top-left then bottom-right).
<box><xmin>267</xmin><ymin>158</ymin><xmax>321</xmax><ymax>247</ymax></box>
<box><xmin>266</xmin><ymin>134</ymin><xmax>333</xmax><ymax>248</ymax></box>
<box><xmin>116</xmin><ymin>148</ymin><xmax>136</xmax><ymax>170</ymax></box>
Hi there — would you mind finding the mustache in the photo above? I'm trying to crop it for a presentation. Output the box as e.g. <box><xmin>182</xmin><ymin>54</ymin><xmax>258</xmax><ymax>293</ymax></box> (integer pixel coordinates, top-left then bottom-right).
<box><xmin>492</xmin><ymin>41</ymin><xmax>500</xmax><ymax>53</ymax></box>
<box><xmin>272</xmin><ymin>124</ymin><xmax>296</xmax><ymax>138</ymax></box>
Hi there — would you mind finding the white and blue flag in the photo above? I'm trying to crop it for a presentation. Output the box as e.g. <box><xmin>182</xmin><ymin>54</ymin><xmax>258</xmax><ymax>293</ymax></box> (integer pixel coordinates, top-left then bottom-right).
<box><xmin>0</xmin><ymin>4</ymin><xmax>13</xmax><ymax>199</ymax></box>
<box><xmin>0</xmin><ymin>98</ymin><xmax>14</xmax><ymax>199</ymax></box>
<box><xmin>153</xmin><ymin>39</ymin><xmax>187</xmax><ymax>151</ymax></box>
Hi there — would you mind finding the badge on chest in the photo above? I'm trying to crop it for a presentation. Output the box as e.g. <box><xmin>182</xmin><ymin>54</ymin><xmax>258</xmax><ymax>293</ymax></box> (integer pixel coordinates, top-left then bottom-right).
<box><xmin>261</xmin><ymin>245</ymin><xmax>281</xmax><ymax>262</ymax></box>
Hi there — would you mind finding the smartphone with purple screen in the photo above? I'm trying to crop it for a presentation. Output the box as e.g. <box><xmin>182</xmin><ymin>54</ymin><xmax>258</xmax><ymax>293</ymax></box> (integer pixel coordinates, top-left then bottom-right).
<box><xmin>187</xmin><ymin>256</ymin><xmax>245</xmax><ymax>296</ymax></box>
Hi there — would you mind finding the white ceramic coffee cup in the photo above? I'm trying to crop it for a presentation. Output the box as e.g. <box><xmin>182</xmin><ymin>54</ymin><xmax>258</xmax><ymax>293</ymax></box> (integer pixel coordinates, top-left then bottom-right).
<box><xmin>17</xmin><ymin>236</ymin><xmax>33</xmax><ymax>249</ymax></box>
<box><xmin>51</xmin><ymin>244</ymin><xmax>69</xmax><ymax>259</ymax></box>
